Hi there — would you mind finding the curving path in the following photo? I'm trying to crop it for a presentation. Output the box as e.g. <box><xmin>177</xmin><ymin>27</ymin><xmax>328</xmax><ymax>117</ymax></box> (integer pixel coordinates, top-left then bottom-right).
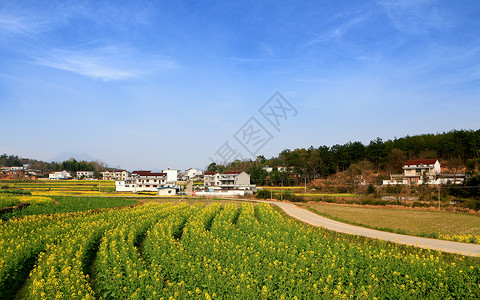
<box><xmin>260</xmin><ymin>200</ymin><xmax>480</xmax><ymax>257</ymax></box>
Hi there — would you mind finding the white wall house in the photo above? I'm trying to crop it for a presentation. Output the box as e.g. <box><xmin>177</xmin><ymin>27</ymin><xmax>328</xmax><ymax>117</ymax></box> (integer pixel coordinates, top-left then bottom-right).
<box><xmin>203</xmin><ymin>171</ymin><xmax>254</xmax><ymax>190</ymax></box>
<box><xmin>204</xmin><ymin>172</ymin><xmax>221</xmax><ymax>186</ymax></box>
<box><xmin>184</xmin><ymin>168</ymin><xmax>204</xmax><ymax>180</ymax></box>
<box><xmin>101</xmin><ymin>170</ymin><xmax>129</xmax><ymax>181</ymax></box>
<box><xmin>76</xmin><ymin>171</ymin><xmax>94</xmax><ymax>179</ymax></box>
<box><xmin>49</xmin><ymin>170</ymin><xmax>72</xmax><ymax>180</ymax></box>
<box><xmin>383</xmin><ymin>159</ymin><xmax>464</xmax><ymax>185</ymax></box>
<box><xmin>403</xmin><ymin>159</ymin><xmax>441</xmax><ymax>184</ymax></box>
<box><xmin>194</xmin><ymin>187</ymin><xmax>252</xmax><ymax>197</ymax></box>
<box><xmin>162</xmin><ymin>169</ymin><xmax>178</xmax><ymax>183</ymax></box>
<box><xmin>158</xmin><ymin>186</ymin><xmax>177</xmax><ymax>196</ymax></box>
<box><xmin>262</xmin><ymin>166</ymin><xmax>273</xmax><ymax>173</ymax></box>
<box><xmin>116</xmin><ymin>171</ymin><xmax>168</xmax><ymax>192</ymax></box>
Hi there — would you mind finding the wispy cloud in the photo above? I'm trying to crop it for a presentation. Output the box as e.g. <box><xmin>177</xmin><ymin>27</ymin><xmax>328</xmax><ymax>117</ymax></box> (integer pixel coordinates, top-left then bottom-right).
<box><xmin>0</xmin><ymin>11</ymin><xmax>50</xmax><ymax>35</ymax></box>
<box><xmin>0</xmin><ymin>3</ymin><xmax>173</xmax><ymax>81</ymax></box>
<box><xmin>31</xmin><ymin>47</ymin><xmax>178</xmax><ymax>81</ymax></box>
<box><xmin>303</xmin><ymin>14</ymin><xmax>369</xmax><ymax>48</ymax></box>
<box><xmin>378</xmin><ymin>0</ymin><xmax>454</xmax><ymax>34</ymax></box>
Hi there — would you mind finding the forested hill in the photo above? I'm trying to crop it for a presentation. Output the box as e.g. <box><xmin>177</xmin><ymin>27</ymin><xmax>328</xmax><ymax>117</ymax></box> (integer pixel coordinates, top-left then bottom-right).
<box><xmin>212</xmin><ymin>129</ymin><xmax>480</xmax><ymax>178</ymax></box>
<box><xmin>0</xmin><ymin>155</ymin><xmax>107</xmax><ymax>175</ymax></box>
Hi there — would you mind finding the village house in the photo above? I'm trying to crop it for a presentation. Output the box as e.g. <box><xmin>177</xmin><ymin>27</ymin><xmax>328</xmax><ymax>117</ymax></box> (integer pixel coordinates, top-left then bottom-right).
<box><xmin>115</xmin><ymin>170</ymin><xmax>168</xmax><ymax>192</ymax></box>
<box><xmin>157</xmin><ymin>186</ymin><xmax>177</xmax><ymax>196</ymax></box>
<box><xmin>383</xmin><ymin>159</ymin><xmax>464</xmax><ymax>185</ymax></box>
<box><xmin>49</xmin><ymin>170</ymin><xmax>72</xmax><ymax>180</ymax></box>
<box><xmin>76</xmin><ymin>171</ymin><xmax>94</xmax><ymax>179</ymax></box>
<box><xmin>183</xmin><ymin>168</ymin><xmax>204</xmax><ymax>180</ymax></box>
<box><xmin>101</xmin><ymin>170</ymin><xmax>129</xmax><ymax>181</ymax></box>
<box><xmin>203</xmin><ymin>171</ymin><xmax>254</xmax><ymax>190</ymax></box>
<box><xmin>162</xmin><ymin>169</ymin><xmax>178</xmax><ymax>184</ymax></box>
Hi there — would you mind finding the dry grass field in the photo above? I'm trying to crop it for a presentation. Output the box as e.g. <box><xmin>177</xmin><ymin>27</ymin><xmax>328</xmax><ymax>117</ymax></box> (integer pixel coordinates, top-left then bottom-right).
<box><xmin>302</xmin><ymin>202</ymin><xmax>480</xmax><ymax>237</ymax></box>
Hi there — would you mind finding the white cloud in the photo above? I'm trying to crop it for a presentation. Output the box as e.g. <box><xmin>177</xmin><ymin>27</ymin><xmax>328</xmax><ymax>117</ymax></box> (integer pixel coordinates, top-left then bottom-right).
<box><xmin>30</xmin><ymin>47</ymin><xmax>178</xmax><ymax>81</ymax></box>
<box><xmin>378</xmin><ymin>0</ymin><xmax>454</xmax><ymax>34</ymax></box>
<box><xmin>0</xmin><ymin>3</ymin><xmax>173</xmax><ymax>81</ymax></box>
<box><xmin>303</xmin><ymin>14</ymin><xmax>369</xmax><ymax>48</ymax></box>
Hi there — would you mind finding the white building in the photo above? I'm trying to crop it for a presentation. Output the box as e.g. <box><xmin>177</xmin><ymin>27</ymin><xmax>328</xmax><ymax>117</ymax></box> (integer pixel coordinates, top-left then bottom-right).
<box><xmin>203</xmin><ymin>171</ymin><xmax>254</xmax><ymax>190</ymax></box>
<box><xmin>116</xmin><ymin>171</ymin><xmax>168</xmax><ymax>192</ymax></box>
<box><xmin>101</xmin><ymin>170</ymin><xmax>129</xmax><ymax>181</ymax></box>
<box><xmin>162</xmin><ymin>169</ymin><xmax>178</xmax><ymax>184</ymax></box>
<box><xmin>383</xmin><ymin>159</ymin><xmax>464</xmax><ymax>185</ymax></box>
<box><xmin>204</xmin><ymin>172</ymin><xmax>221</xmax><ymax>186</ymax></box>
<box><xmin>7</xmin><ymin>166</ymin><xmax>24</xmax><ymax>171</ymax></box>
<box><xmin>262</xmin><ymin>166</ymin><xmax>274</xmax><ymax>173</ymax></box>
<box><xmin>403</xmin><ymin>159</ymin><xmax>441</xmax><ymax>184</ymax></box>
<box><xmin>158</xmin><ymin>186</ymin><xmax>177</xmax><ymax>196</ymax></box>
<box><xmin>49</xmin><ymin>170</ymin><xmax>72</xmax><ymax>180</ymax></box>
<box><xmin>194</xmin><ymin>187</ymin><xmax>252</xmax><ymax>197</ymax></box>
<box><xmin>76</xmin><ymin>171</ymin><xmax>94</xmax><ymax>179</ymax></box>
<box><xmin>184</xmin><ymin>168</ymin><xmax>204</xmax><ymax>180</ymax></box>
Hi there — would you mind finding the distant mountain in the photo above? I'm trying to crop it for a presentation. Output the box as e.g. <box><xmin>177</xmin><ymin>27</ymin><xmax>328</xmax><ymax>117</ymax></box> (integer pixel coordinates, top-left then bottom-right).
<box><xmin>49</xmin><ymin>152</ymin><xmax>101</xmax><ymax>163</ymax></box>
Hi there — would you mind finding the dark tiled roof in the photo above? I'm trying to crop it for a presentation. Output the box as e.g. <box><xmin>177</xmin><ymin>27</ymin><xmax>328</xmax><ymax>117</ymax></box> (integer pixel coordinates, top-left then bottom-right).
<box><xmin>404</xmin><ymin>159</ymin><xmax>438</xmax><ymax>166</ymax></box>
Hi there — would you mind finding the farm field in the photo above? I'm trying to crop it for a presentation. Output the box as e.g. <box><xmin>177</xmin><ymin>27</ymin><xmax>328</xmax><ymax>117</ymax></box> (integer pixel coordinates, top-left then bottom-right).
<box><xmin>1</xmin><ymin>202</ymin><xmax>479</xmax><ymax>299</ymax></box>
<box><xmin>0</xmin><ymin>193</ymin><xmax>138</xmax><ymax>221</ymax></box>
<box><xmin>302</xmin><ymin>202</ymin><xmax>480</xmax><ymax>244</ymax></box>
<box><xmin>260</xmin><ymin>186</ymin><xmax>360</xmax><ymax>197</ymax></box>
<box><xmin>0</xmin><ymin>180</ymin><xmax>161</xmax><ymax>197</ymax></box>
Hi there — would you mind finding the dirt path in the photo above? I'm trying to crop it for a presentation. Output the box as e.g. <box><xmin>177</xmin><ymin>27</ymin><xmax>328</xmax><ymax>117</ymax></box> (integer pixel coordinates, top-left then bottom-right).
<box><xmin>260</xmin><ymin>200</ymin><xmax>480</xmax><ymax>257</ymax></box>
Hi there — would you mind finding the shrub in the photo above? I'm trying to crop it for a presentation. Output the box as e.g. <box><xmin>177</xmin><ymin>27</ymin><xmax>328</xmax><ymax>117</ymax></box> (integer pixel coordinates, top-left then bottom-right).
<box><xmin>0</xmin><ymin>189</ymin><xmax>32</xmax><ymax>195</ymax></box>
<box><xmin>366</xmin><ymin>184</ymin><xmax>376</xmax><ymax>194</ymax></box>
<box><xmin>255</xmin><ymin>189</ymin><xmax>271</xmax><ymax>199</ymax></box>
<box><xmin>386</xmin><ymin>185</ymin><xmax>402</xmax><ymax>194</ymax></box>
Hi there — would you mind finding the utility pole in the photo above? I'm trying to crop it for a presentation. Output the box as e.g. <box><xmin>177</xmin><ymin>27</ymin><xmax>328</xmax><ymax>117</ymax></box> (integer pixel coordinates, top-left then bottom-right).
<box><xmin>281</xmin><ymin>180</ymin><xmax>283</xmax><ymax>201</ymax></box>
<box><xmin>438</xmin><ymin>185</ymin><xmax>441</xmax><ymax>210</ymax></box>
<box><xmin>304</xmin><ymin>176</ymin><xmax>307</xmax><ymax>193</ymax></box>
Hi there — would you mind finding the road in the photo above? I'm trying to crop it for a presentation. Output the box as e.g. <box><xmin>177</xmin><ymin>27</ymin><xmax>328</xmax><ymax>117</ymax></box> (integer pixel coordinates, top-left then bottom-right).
<box><xmin>261</xmin><ymin>200</ymin><xmax>480</xmax><ymax>257</ymax></box>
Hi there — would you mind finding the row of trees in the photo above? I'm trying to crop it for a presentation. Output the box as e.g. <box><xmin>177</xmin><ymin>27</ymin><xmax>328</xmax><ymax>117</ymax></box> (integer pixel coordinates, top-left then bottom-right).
<box><xmin>0</xmin><ymin>155</ymin><xmax>107</xmax><ymax>177</ymax></box>
<box><xmin>209</xmin><ymin>129</ymin><xmax>480</xmax><ymax>186</ymax></box>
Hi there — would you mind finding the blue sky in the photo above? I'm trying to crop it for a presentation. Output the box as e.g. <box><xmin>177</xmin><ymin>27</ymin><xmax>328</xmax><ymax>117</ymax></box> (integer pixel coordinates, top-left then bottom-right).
<box><xmin>1</xmin><ymin>0</ymin><xmax>479</xmax><ymax>171</ymax></box>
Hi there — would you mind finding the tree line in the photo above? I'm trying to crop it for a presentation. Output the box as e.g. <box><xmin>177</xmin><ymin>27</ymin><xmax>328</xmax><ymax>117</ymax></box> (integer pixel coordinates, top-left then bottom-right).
<box><xmin>208</xmin><ymin>129</ymin><xmax>480</xmax><ymax>186</ymax></box>
<box><xmin>0</xmin><ymin>155</ymin><xmax>107</xmax><ymax>177</ymax></box>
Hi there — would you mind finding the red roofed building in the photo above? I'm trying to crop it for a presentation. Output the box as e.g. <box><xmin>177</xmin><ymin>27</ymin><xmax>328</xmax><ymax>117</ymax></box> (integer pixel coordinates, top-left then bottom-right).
<box><xmin>402</xmin><ymin>159</ymin><xmax>441</xmax><ymax>184</ymax></box>
<box><xmin>116</xmin><ymin>170</ymin><xmax>168</xmax><ymax>192</ymax></box>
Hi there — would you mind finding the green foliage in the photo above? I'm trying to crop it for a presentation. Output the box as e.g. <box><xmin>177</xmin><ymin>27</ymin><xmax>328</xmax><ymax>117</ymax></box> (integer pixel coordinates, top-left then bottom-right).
<box><xmin>0</xmin><ymin>154</ymin><xmax>23</xmax><ymax>167</ymax></box>
<box><xmin>210</xmin><ymin>129</ymin><xmax>480</xmax><ymax>180</ymax></box>
<box><xmin>1</xmin><ymin>196</ymin><xmax>136</xmax><ymax>220</ymax></box>
<box><xmin>0</xmin><ymin>189</ymin><xmax>31</xmax><ymax>195</ymax></box>
<box><xmin>366</xmin><ymin>184</ymin><xmax>376</xmax><ymax>194</ymax></box>
<box><xmin>1</xmin><ymin>203</ymin><xmax>479</xmax><ymax>299</ymax></box>
<box><xmin>255</xmin><ymin>189</ymin><xmax>271</xmax><ymax>199</ymax></box>
<box><xmin>386</xmin><ymin>185</ymin><xmax>402</xmax><ymax>194</ymax></box>
<box><xmin>0</xmin><ymin>197</ymin><xmax>21</xmax><ymax>208</ymax></box>
<box><xmin>247</xmin><ymin>166</ymin><xmax>269</xmax><ymax>185</ymax></box>
<box><xmin>273</xmin><ymin>190</ymin><xmax>304</xmax><ymax>202</ymax></box>
<box><xmin>449</xmin><ymin>175</ymin><xmax>480</xmax><ymax>200</ymax></box>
